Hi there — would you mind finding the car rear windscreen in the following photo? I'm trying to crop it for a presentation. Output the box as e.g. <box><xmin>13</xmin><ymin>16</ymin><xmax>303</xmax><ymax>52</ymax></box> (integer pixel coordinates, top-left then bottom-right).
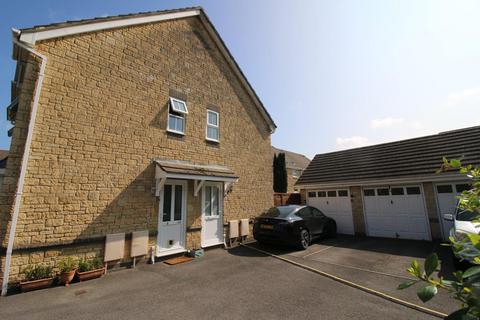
<box><xmin>260</xmin><ymin>207</ymin><xmax>297</xmax><ymax>218</ymax></box>
<box><xmin>457</xmin><ymin>210</ymin><xmax>478</xmax><ymax>221</ymax></box>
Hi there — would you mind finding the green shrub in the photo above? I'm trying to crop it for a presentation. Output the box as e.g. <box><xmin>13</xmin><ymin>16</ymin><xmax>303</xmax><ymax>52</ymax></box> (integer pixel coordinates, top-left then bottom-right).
<box><xmin>58</xmin><ymin>257</ymin><xmax>77</xmax><ymax>273</ymax></box>
<box><xmin>23</xmin><ymin>265</ymin><xmax>53</xmax><ymax>281</ymax></box>
<box><xmin>78</xmin><ymin>257</ymin><xmax>103</xmax><ymax>273</ymax></box>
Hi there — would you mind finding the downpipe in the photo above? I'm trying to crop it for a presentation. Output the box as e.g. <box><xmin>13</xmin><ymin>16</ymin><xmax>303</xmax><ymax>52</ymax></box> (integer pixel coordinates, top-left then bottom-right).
<box><xmin>1</xmin><ymin>32</ymin><xmax>47</xmax><ymax>296</ymax></box>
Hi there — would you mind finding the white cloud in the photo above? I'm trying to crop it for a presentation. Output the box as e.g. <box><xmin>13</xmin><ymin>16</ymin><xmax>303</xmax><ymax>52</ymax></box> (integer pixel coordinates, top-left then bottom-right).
<box><xmin>335</xmin><ymin>136</ymin><xmax>370</xmax><ymax>150</ymax></box>
<box><xmin>447</xmin><ymin>87</ymin><xmax>480</xmax><ymax>106</ymax></box>
<box><xmin>370</xmin><ymin>117</ymin><xmax>404</xmax><ymax>129</ymax></box>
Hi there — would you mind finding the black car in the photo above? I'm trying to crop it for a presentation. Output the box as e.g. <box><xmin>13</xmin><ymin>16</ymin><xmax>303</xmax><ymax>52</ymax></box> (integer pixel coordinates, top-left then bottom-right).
<box><xmin>253</xmin><ymin>205</ymin><xmax>337</xmax><ymax>249</ymax></box>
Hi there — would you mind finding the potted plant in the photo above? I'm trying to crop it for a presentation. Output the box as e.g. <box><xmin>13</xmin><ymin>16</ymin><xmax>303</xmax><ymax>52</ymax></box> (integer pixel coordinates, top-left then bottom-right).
<box><xmin>76</xmin><ymin>257</ymin><xmax>104</xmax><ymax>282</ymax></box>
<box><xmin>58</xmin><ymin>257</ymin><xmax>77</xmax><ymax>286</ymax></box>
<box><xmin>20</xmin><ymin>265</ymin><xmax>54</xmax><ymax>292</ymax></box>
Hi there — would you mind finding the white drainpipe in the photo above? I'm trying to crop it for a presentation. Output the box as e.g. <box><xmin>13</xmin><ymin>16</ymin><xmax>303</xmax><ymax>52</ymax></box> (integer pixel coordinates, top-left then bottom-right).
<box><xmin>1</xmin><ymin>30</ymin><xmax>48</xmax><ymax>296</ymax></box>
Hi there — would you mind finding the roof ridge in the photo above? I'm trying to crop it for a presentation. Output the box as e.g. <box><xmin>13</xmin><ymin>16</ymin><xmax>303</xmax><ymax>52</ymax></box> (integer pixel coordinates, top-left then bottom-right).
<box><xmin>272</xmin><ymin>146</ymin><xmax>310</xmax><ymax>159</ymax></box>
<box><xmin>19</xmin><ymin>6</ymin><xmax>203</xmax><ymax>32</ymax></box>
<box><xmin>313</xmin><ymin>125</ymin><xmax>480</xmax><ymax>159</ymax></box>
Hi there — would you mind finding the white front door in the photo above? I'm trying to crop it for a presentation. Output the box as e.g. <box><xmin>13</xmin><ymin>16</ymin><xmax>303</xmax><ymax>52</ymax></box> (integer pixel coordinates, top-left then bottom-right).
<box><xmin>201</xmin><ymin>182</ymin><xmax>224</xmax><ymax>247</ymax></box>
<box><xmin>157</xmin><ymin>180</ymin><xmax>187</xmax><ymax>256</ymax></box>
<box><xmin>435</xmin><ymin>182</ymin><xmax>471</xmax><ymax>240</ymax></box>
<box><xmin>363</xmin><ymin>185</ymin><xmax>430</xmax><ymax>240</ymax></box>
<box><xmin>306</xmin><ymin>189</ymin><xmax>355</xmax><ymax>235</ymax></box>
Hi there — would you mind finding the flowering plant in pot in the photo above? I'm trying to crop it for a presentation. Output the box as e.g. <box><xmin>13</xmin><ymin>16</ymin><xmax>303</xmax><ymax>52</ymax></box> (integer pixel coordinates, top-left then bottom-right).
<box><xmin>58</xmin><ymin>257</ymin><xmax>77</xmax><ymax>286</ymax></box>
<box><xmin>76</xmin><ymin>257</ymin><xmax>104</xmax><ymax>282</ymax></box>
<box><xmin>20</xmin><ymin>265</ymin><xmax>54</xmax><ymax>292</ymax></box>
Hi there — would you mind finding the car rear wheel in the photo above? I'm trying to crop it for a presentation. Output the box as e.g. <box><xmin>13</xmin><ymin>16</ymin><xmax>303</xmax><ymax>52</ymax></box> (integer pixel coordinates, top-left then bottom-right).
<box><xmin>299</xmin><ymin>229</ymin><xmax>310</xmax><ymax>250</ymax></box>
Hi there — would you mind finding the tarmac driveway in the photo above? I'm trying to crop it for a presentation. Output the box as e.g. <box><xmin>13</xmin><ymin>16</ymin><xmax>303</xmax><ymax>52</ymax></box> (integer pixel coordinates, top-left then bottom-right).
<box><xmin>0</xmin><ymin>237</ymin><xmax>458</xmax><ymax>320</ymax></box>
<box><xmin>252</xmin><ymin>235</ymin><xmax>459</xmax><ymax>316</ymax></box>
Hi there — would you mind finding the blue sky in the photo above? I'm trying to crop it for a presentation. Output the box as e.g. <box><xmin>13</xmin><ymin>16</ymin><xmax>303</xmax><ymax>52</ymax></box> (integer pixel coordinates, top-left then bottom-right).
<box><xmin>1</xmin><ymin>0</ymin><xmax>480</xmax><ymax>159</ymax></box>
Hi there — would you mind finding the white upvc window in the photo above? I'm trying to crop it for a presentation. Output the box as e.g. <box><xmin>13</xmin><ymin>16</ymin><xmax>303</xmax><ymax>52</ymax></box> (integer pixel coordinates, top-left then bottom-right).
<box><xmin>167</xmin><ymin>97</ymin><xmax>187</xmax><ymax>135</ymax></box>
<box><xmin>206</xmin><ymin>109</ymin><xmax>219</xmax><ymax>142</ymax></box>
<box><xmin>292</xmin><ymin>169</ymin><xmax>301</xmax><ymax>178</ymax></box>
<box><xmin>203</xmin><ymin>184</ymin><xmax>221</xmax><ymax>216</ymax></box>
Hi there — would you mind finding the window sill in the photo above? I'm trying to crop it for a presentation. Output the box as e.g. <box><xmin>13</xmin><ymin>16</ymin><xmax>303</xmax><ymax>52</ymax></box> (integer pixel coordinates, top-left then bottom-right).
<box><xmin>167</xmin><ymin>129</ymin><xmax>185</xmax><ymax>136</ymax></box>
<box><xmin>205</xmin><ymin>138</ymin><xmax>220</xmax><ymax>144</ymax></box>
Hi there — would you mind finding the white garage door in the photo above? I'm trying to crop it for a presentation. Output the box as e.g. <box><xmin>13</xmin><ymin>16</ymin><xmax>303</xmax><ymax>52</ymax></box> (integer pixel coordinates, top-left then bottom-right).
<box><xmin>306</xmin><ymin>189</ymin><xmax>354</xmax><ymax>235</ymax></box>
<box><xmin>435</xmin><ymin>182</ymin><xmax>471</xmax><ymax>240</ymax></box>
<box><xmin>363</xmin><ymin>186</ymin><xmax>430</xmax><ymax>240</ymax></box>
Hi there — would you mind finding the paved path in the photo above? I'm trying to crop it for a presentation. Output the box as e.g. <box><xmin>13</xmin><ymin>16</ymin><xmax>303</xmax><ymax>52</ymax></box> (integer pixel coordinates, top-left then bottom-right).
<box><xmin>0</xmin><ymin>245</ymin><xmax>452</xmax><ymax>320</ymax></box>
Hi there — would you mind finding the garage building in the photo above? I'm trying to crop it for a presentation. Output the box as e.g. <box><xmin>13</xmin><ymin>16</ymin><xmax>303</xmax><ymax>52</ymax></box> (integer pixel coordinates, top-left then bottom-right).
<box><xmin>296</xmin><ymin>126</ymin><xmax>480</xmax><ymax>241</ymax></box>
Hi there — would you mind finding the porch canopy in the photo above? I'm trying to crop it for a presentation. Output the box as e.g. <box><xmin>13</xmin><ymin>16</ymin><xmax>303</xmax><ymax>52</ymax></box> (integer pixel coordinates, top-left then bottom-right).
<box><xmin>153</xmin><ymin>158</ymin><xmax>238</xmax><ymax>196</ymax></box>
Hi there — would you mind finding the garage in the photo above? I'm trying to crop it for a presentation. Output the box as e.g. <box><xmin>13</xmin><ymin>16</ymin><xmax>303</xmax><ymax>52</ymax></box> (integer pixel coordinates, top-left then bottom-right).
<box><xmin>363</xmin><ymin>185</ymin><xmax>430</xmax><ymax>240</ymax></box>
<box><xmin>435</xmin><ymin>182</ymin><xmax>471</xmax><ymax>240</ymax></box>
<box><xmin>296</xmin><ymin>126</ymin><xmax>479</xmax><ymax>241</ymax></box>
<box><xmin>306</xmin><ymin>189</ymin><xmax>354</xmax><ymax>235</ymax></box>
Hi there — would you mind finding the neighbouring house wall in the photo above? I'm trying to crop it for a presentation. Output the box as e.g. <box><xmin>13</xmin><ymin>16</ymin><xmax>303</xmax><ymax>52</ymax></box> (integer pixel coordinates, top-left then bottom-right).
<box><xmin>286</xmin><ymin>168</ymin><xmax>300</xmax><ymax>193</ymax></box>
<box><xmin>0</xmin><ymin>170</ymin><xmax>4</xmax><ymax>189</ymax></box>
<box><xmin>0</xmin><ymin>16</ymin><xmax>272</xmax><ymax>284</ymax></box>
<box><xmin>350</xmin><ymin>186</ymin><xmax>366</xmax><ymax>236</ymax></box>
<box><xmin>423</xmin><ymin>182</ymin><xmax>442</xmax><ymax>240</ymax></box>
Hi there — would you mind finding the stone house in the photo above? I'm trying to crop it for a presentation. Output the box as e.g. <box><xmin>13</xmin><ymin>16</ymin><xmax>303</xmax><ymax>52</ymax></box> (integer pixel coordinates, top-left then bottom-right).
<box><xmin>0</xmin><ymin>7</ymin><xmax>276</xmax><ymax>291</ymax></box>
<box><xmin>272</xmin><ymin>147</ymin><xmax>310</xmax><ymax>193</ymax></box>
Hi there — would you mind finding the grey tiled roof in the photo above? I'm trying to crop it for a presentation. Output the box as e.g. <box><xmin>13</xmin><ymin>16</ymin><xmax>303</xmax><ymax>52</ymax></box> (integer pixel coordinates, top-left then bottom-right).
<box><xmin>272</xmin><ymin>147</ymin><xmax>310</xmax><ymax>170</ymax></box>
<box><xmin>296</xmin><ymin>126</ymin><xmax>480</xmax><ymax>185</ymax></box>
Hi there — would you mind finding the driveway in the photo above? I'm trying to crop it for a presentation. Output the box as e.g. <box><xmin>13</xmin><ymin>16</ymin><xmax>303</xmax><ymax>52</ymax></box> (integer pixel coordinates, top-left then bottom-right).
<box><xmin>250</xmin><ymin>235</ymin><xmax>458</xmax><ymax>316</ymax></box>
<box><xmin>0</xmin><ymin>238</ymin><xmax>457</xmax><ymax>320</ymax></box>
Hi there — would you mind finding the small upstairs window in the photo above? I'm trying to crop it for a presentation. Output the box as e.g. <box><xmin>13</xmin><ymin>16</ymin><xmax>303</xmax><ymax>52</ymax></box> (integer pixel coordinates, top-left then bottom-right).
<box><xmin>167</xmin><ymin>97</ymin><xmax>188</xmax><ymax>135</ymax></box>
<box><xmin>206</xmin><ymin>109</ymin><xmax>219</xmax><ymax>142</ymax></box>
<box><xmin>292</xmin><ymin>169</ymin><xmax>301</xmax><ymax>178</ymax></box>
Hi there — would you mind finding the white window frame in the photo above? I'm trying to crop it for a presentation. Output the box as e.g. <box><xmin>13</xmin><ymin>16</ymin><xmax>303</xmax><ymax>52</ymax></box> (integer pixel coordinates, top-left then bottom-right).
<box><xmin>169</xmin><ymin>97</ymin><xmax>188</xmax><ymax>114</ymax></box>
<box><xmin>292</xmin><ymin>169</ymin><xmax>301</xmax><ymax>178</ymax></box>
<box><xmin>202</xmin><ymin>183</ymin><xmax>222</xmax><ymax>217</ymax></box>
<box><xmin>206</xmin><ymin>109</ymin><xmax>220</xmax><ymax>142</ymax></box>
<box><xmin>167</xmin><ymin>97</ymin><xmax>187</xmax><ymax>135</ymax></box>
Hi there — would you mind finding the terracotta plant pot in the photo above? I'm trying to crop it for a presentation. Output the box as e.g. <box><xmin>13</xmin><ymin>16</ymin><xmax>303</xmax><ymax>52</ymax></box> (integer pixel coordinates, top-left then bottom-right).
<box><xmin>20</xmin><ymin>277</ymin><xmax>54</xmax><ymax>293</ymax></box>
<box><xmin>59</xmin><ymin>269</ymin><xmax>76</xmax><ymax>286</ymax></box>
<box><xmin>77</xmin><ymin>268</ymin><xmax>104</xmax><ymax>282</ymax></box>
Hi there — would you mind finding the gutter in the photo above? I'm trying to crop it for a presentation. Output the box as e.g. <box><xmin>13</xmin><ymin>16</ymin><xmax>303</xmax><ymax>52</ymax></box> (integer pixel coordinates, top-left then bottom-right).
<box><xmin>1</xmin><ymin>29</ymin><xmax>48</xmax><ymax>296</ymax></box>
<box><xmin>295</xmin><ymin>173</ymin><xmax>470</xmax><ymax>189</ymax></box>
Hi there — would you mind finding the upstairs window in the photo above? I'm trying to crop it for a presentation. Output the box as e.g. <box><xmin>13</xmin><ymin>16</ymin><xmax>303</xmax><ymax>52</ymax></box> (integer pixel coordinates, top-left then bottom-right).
<box><xmin>292</xmin><ymin>169</ymin><xmax>301</xmax><ymax>178</ymax></box>
<box><xmin>206</xmin><ymin>110</ymin><xmax>219</xmax><ymax>142</ymax></box>
<box><xmin>167</xmin><ymin>97</ymin><xmax>188</xmax><ymax>135</ymax></box>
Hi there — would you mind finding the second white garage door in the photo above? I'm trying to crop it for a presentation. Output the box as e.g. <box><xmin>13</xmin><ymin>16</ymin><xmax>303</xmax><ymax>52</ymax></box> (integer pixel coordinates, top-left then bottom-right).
<box><xmin>306</xmin><ymin>189</ymin><xmax>354</xmax><ymax>235</ymax></box>
<box><xmin>363</xmin><ymin>186</ymin><xmax>430</xmax><ymax>240</ymax></box>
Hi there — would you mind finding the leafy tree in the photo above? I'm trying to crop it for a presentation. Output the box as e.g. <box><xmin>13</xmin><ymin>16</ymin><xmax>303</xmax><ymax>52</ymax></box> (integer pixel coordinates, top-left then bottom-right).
<box><xmin>398</xmin><ymin>158</ymin><xmax>480</xmax><ymax>319</ymax></box>
<box><xmin>273</xmin><ymin>153</ymin><xmax>288</xmax><ymax>193</ymax></box>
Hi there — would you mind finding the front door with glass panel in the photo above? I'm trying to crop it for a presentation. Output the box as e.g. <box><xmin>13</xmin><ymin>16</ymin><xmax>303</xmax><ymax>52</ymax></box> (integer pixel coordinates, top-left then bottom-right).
<box><xmin>201</xmin><ymin>182</ymin><xmax>224</xmax><ymax>247</ymax></box>
<box><xmin>157</xmin><ymin>180</ymin><xmax>187</xmax><ymax>256</ymax></box>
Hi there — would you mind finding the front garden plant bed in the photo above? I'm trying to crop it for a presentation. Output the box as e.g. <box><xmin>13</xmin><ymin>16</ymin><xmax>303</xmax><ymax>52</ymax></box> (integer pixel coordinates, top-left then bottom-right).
<box><xmin>76</xmin><ymin>257</ymin><xmax>104</xmax><ymax>282</ymax></box>
<box><xmin>20</xmin><ymin>265</ymin><xmax>54</xmax><ymax>293</ymax></box>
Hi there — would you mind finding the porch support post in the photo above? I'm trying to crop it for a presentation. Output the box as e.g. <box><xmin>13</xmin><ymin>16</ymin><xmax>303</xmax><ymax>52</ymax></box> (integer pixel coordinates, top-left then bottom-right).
<box><xmin>194</xmin><ymin>179</ymin><xmax>205</xmax><ymax>197</ymax></box>
<box><xmin>224</xmin><ymin>181</ymin><xmax>234</xmax><ymax>196</ymax></box>
<box><xmin>155</xmin><ymin>177</ymin><xmax>166</xmax><ymax>196</ymax></box>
